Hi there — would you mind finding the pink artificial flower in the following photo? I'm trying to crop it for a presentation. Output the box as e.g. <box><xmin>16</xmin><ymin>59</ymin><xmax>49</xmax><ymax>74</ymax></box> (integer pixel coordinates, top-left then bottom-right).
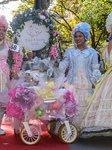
<box><xmin>56</xmin><ymin>37</ymin><xmax>59</xmax><ymax>40</ymax></box>
<box><xmin>49</xmin><ymin>45</ymin><xmax>59</xmax><ymax>58</ymax></box>
<box><xmin>8</xmin><ymin>86</ymin><xmax>24</xmax><ymax>98</ymax></box>
<box><xmin>40</xmin><ymin>15</ymin><xmax>46</xmax><ymax>20</ymax></box>
<box><xmin>16</xmin><ymin>67</ymin><xmax>21</xmax><ymax>73</ymax></box>
<box><xmin>16</xmin><ymin>61</ymin><xmax>22</xmax><ymax>66</ymax></box>
<box><xmin>63</xmin><ymin>90</ymin><xmax>79</xmax><ymax>117</ymax></box>
<box><xmin>13</xmin><ymin>52</ymin><xmax>20</xmax><ymax>60</ymax></box>
<box><xmin>38</xmin><ymin>13</ymin><xmax>41</xmax><ymax>17</ymax></box>
<box><xmin>8</xmin><ymin>86</ymin><xmax>38</xmax><ymax>111</ymax></box>
<box><xmin>12</xmin><ymin>51</ymin><xmax>23</xmax><ymax>72</ymax></box>
<box><xmin>52</xmin><ymin>100</ymin><xmax>62</xmax><ymax>110</ymax></box>
<box><xmin>64</xmin><ymin>90</ymin><xmax>78</xmax><ymax>105</ymax></box>
<box><xmin>15</xmin><ymin>13</ymin><xmax>19</xmax><ymax>17</ymax></box>
<box><xmin>12</xmin><ymin>64</ymin><xmax>19</xmax><ymax>69</ymax></box>
<box><xmin>53</xmin><ymin>32</ymin><xmax>56</xmax><ymax>37</ymax></box>
<box><xmin>71</xmin><ymin>26</ymin><xmax>76</xmax><ymax>35</ymax></box>
<box><xmin>44</xmin><ymin>10</ymin><xmax>49</xmax><ymax>16</ymax></box>
<box><xmin>12</xmin><ymin>66</ymin><xmax>17</xmax><ymax>71</ymax></box>
<box><xmin>6</xmin><ymin>102</ymin><xmax>23</xmax><ymax>120</ymax></box>
<box><xmin>56</xmin><ymin>32</ymin><xmax>59</xmax><ymax>35</ymax></box>
<box><xmin>65</xmin><ymin>100</ymin><xmax>79</xmax><ymax>117</ymax></box>
<box><xmin>45</xmin><ymin>19</ymin><xmax>48</xmax><ymax>22</ymax></box>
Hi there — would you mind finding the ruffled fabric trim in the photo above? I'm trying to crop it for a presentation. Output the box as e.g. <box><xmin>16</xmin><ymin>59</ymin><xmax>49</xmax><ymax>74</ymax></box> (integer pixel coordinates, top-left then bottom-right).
<box><xmin>79</xmin><ymin>67</ymin><xmax>112</xmax><ymax>133</ymax></box>
<box><xmin>72</xmin><ymin>48</ymin><xmax>90</xmax><ymax>58</ymax></box>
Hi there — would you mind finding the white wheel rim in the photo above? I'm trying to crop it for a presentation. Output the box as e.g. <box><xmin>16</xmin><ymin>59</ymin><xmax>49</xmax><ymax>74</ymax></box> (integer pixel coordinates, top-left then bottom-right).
<box><xmin>21</xmin><ymin>125</ymin><xmax>40</xmax><ymax>145</ymax></box>
<box><xmin>61</xmin><ymin>125</ymin><xmax>77</xmax><ymax>142</ymax></box>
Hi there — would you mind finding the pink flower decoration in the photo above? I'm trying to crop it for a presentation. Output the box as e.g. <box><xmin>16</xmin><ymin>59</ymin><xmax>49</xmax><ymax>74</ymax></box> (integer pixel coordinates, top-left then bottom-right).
<box><xmin>64</xmin><ymin>90</ymin><xmax>78</xmax><ymax>105</ymax></box>
<box><xmin>56</xmin><ymin>32</ymin><xmax>60</xmax><ymax>35</ymax></box>
<box><xmin>49</xmin><ymin>45</ymin><xmax>59</xmax><ymax>58</ymax></box>
<box><xmin>71</xmin><ymin>26</ymin><xmax>76</xmax><ymax>35</ymax></box>
<box><xmin>53</xmin><ymin>32</ymin><xmax>56</xmax><ymax>37</ymax></box>
<box><xmin>8</xmin><ymin>86</ymin><xmax>38</xmax><ymax>111</ymax></box>
<box><xmin>16</xmin><ymin>61</ymin><xmax>22</xmax><ymax>66</ymax></box>
<box><xmin>15</xmin><ymin>13</ymin><xmax>19</xmax><ymax>17</ymax></box>
<box><xmin>45</xmin><ymin>19</ymin><xmax>48</xmax><ymax>22</ymax></box>
<box><xmin>6</xmin><ymin>102</ymin><xmax>23</xmax><ymax>120</ymax></box>
<box><xmin>12</xmin><ymin>51</ymin><xmax>23</xmax><ymax>72</ymax></box>
<box><xmin>38</xmin><ymin>13</ymin><xmax>41</xmax><ymax>17</ymax></box>
<box><xmin>53</xmin><ymin>31</ymin><xmax>60</xmax><ymax>38</ymax></box>
<box><xmin>63</xmin><ymin>90</ymin><xmax>79</xmax><ymax>117</ymax></box>
<box><xmin>56</xmin><ymin>37</ymin><xmax>58</xmax><ymax>40</ymax></box>
<box><xmin>44</xmin><ymin>10</ymin><xmax>49</xmax><ymax>16</ymax></box>
<box><xmin>39</xmin><ymin>15</ymin><xmax>46</xmax><ymax>20</ymax></box>
<box><xmin>52</xmin><ymin>100</ymin><xmax>62</xmax><ymax>109</ymax></box>
<box><xmin>8</xmin><ymin>86</ymin><xmax>24</xmax><ymax>98</ymax></box>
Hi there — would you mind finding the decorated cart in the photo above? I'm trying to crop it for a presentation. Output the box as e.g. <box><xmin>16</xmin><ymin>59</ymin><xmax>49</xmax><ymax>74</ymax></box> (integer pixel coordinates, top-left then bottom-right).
<box><xmin>6</xmin><ymin>73</ymin><xmax>79</xmax><ymax>145</ymax></box>
<box><xmin>6</xmin><ymin>8</ymin><xmax>79</xmax><ymax>145</ymax></box>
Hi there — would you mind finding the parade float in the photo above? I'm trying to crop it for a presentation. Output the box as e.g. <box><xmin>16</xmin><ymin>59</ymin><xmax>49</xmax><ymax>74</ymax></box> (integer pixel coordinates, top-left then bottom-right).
<box><xmin>6</xmin><ymin>8</ymin><xmax>79</xmax><ymax>145</ymax></box>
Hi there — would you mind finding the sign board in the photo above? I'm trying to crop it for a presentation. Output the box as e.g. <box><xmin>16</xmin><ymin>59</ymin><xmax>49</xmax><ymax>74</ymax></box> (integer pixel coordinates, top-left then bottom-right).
<box><xmin>10</xmin><ymin>43</ymin><xmax>19</xmax><ymax>52</ymax></box>
<box><xmin>19</xmin><ymin>20</ymin><xmax>50</xmax><ymax>51</ymax></box>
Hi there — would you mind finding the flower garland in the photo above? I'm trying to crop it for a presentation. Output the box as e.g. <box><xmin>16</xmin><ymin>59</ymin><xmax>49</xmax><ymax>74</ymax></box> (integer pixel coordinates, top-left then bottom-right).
<box><xmin>6</xmin><ymin>40</ymin><xmax>22</xmax><ymax>73</ymax></box>
<box><xmin>10</xmin><ymin>8</ymin><xmax>60</xmax><ymax>58</ymax></box>
<box><xmin>11</xmin><ymin>51</ymin><xmax>23</xmax><ymax>72</ymax></box>
<box><xmin>8</xmin><ymin>50</ymin><xmax>23</xmax><ymax>73</ymax></box>
<box><xmin>49</xmin><ymin>45</ymin><xmax>59</xmax><ymax>58</ymax></box>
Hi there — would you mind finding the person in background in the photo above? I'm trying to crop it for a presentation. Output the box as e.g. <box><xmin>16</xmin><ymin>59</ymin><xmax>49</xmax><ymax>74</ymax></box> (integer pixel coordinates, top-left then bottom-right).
<box><xmin>79</xmin><ymin>31</ymin><xmax>112</xmax><ymax>137</ymax></box>
<box><xmin>22</xmin><ymin>51</ymin><xmax>33</xmax><ymax>71</ymax></box>
<box><xmin>99</xmin><ymin>50</ymin><xmax>106</xmax><ymax>74</ymax></box>
<box><xmin>58</xmin><ymin>22</ymin><xmax>101</xmax><ymax>128</ymax></box>
<box><xmin>0</xmin><ymin>15</ymin><xmax>10</xmax><ymax>135</ymax></box>
<box><xmin>27</xmin><ymin>51</ymin><xmax>33</xmax><ymax>61</ymax></box>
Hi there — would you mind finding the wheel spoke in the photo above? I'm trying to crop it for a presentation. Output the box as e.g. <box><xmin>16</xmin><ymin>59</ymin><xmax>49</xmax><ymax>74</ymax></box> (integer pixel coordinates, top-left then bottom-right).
<box><xmin>59</xmin><ymin>123</ymin><xmax>78</xmax><ymax>143</ymax></box>
<box><xmin>20</xmin><ymin>125</ymin><xmax>41</xmax><ymax>145</ymax></box>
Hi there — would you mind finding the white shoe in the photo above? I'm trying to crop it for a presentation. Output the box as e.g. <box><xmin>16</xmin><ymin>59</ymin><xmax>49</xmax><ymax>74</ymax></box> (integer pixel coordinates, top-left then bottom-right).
<box><xmin>0</xmin><ymin>128</ymin><xmax>6</xmax><ymax>135</ymax></box>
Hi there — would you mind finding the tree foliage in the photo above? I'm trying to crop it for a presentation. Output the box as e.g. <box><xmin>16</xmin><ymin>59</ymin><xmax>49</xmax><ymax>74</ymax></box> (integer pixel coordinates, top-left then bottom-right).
<box><xmin>6</xmin><ymin>0</ymin><xmax>112</xmax><ymax>51</ymax></box>
<box><xmin>80</xmin><ymin>0</ymin><xmax>112</xmax><ymax>49</ymax></box>
<box><xmin>50</xmin><ymin>0</ymin><xmax>112</xmax><ymax>50</ymax></box>
<box><xmin>49</xmin><ymin>0</ymin><xmax>81</xmax><ymax>51</ymax></box>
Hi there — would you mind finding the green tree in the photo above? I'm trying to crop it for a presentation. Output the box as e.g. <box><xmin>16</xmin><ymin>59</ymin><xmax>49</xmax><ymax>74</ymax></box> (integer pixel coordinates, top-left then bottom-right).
<box><xmin>8</xmin><ymin>0</ymin><xmax>112</xmax><ymax>52</ymax></box>
<box><xmin>50</xmin><ymin>0</ymin><xmax>81</xmax><ymax>52</ymax></box>
<box><xmin>80</xmin><ymin>0</ymin><xmax>112</xmax><ymax>49</ymax></box>
<box><xmin>50</xmin><ymin>0</ymin><xmax>112</xmax><ymax>50</ymax></box>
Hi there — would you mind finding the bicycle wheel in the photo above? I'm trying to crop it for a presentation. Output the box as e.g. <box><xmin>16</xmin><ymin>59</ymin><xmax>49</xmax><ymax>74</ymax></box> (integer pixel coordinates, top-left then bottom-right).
<box><xmin>58</xmin><ymin>123</ymin><xmax>78</xmax><ymax>143</ymax></box>
<box><xmin>46</xmin><ymin>120</ymin><xmax>56</xmax><ymax>132</ymax></box>
<box><xmin>20</xmin><ymin>124</ymin><xmax>41</xmax><ymax>145</ymax></box>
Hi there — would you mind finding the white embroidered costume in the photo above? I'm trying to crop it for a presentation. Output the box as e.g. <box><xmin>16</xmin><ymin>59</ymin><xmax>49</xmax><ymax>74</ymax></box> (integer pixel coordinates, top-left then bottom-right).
<box><xmin>0</xmin><ymin>43</ymin><xmax>10</xmax><ymax>107</ymax></box>
<box><xmin>59</xmin><ymin>47</ymin><xmax>101</xmax><ymax>126</ymax></box>
<box><xmin>79</xmin><ymin>45</ymin><xmax>112</xmax><ymax>137</ymax></box>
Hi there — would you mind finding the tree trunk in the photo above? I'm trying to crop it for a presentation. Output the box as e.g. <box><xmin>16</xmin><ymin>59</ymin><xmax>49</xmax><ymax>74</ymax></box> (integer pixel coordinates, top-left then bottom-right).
<box><xmin>34</xmin><ymin>0</ymin><xmax>50</xmax><ymax>10</ymax></box>
<box><xmin>34</xmin><ymin>0</ymin><xmax>41</xmax><ymax>9</ymax></box>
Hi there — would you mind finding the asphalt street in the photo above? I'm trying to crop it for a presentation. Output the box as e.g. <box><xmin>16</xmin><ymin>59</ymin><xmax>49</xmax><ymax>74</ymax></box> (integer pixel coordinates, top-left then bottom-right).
<box><xmin>68</xmin><ymin>136</ymin><xmax>112</xmax><ymax>150</ymax></box>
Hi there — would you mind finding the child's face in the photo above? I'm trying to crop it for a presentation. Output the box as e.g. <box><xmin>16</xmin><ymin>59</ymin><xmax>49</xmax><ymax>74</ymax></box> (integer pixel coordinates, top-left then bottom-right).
<box><xmin>27</xmin><ymin>52</ymin><xmax>32</xmax><ymax>60</ymax></box>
